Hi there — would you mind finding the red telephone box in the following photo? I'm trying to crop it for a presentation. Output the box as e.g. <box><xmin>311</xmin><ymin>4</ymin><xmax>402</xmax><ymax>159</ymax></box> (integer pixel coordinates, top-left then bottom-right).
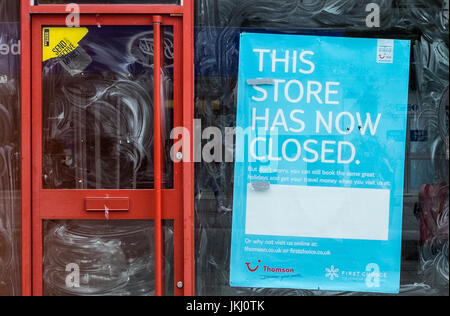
<box><xmin>20</xmin><ymin>0</ymin><xmax>194</xmax><ymax>296</ymax></box>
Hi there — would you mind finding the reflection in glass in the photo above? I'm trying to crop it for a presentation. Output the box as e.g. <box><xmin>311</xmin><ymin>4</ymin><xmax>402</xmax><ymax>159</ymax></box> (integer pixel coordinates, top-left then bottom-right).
<box><xmin>37</xmin><ymin>0</ymin><xmax>180</xmax><ymax>4</ymax></box>
<box><xmin>417</xmin><ymin>183</ymin><xmax>449</xmax><ymax>291</ymax></box>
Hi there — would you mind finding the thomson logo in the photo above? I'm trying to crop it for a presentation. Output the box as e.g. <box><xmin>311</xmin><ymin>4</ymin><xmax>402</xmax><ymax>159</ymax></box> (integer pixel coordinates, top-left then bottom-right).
<box><xmin>245</xmin><ymin>260</ymin><xmax>260</xmax><ymax>272</ymax></box>
<box><xmin>245</xmin><ymin>260</ymin><xmax>295</xmax><ymax>273</ymax></box>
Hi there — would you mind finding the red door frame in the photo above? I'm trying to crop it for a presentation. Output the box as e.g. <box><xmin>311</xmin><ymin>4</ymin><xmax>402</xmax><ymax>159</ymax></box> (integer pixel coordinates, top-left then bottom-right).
<box><xmin>20</xmin><ymin>0</ymin><xmax>195</xmax><ymax>296</ymax></box>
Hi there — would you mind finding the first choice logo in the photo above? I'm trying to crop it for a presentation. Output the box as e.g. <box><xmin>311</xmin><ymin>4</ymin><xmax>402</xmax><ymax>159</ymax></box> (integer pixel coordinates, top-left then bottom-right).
<box><xmin>324</xmin><ymin>263</ymin><xmax>386</xmax><ymax>288</ymax></box>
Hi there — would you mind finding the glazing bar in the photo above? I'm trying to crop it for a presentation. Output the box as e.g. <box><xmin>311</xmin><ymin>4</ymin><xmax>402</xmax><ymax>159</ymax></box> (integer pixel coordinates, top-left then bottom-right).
<box><xmin>153</xmin><ymin>15</ymin><xmax>163</xmax><ymax>297</ymax></box>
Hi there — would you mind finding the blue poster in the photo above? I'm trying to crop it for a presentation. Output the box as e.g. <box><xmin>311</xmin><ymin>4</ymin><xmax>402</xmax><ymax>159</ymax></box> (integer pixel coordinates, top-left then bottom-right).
<box><xmin>230</xmin><ymin>33</ymin><xmax>411</xmax><ymax>293</ymax></box>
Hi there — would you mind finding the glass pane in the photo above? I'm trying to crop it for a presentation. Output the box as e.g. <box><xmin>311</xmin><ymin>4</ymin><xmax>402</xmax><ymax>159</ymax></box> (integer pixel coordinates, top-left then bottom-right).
<box><xmin>43</xmin><ymin>220</ymin><xmax>174</xmax><ymax>296</ymax></box>
<box><xmin>163</xmin><ymin>220</ymin><xmax>174</xmax><ymax>295</ymax></box>
<box><xmin>0</xmin><ymin>3</ymin><xmax>21</xmax><ymax>296</ymax></box>
<box><xmin>37</xmin><ymin>0</ymin><xmax>180</xmax><ymax>4</ymax></box>
<box><xmin>42</xmin><ymin>25</ymin><xmax>174</xmax><ymax>189</ymax></box>
<box><xmin>193</xmin><ymin>0</ymin><xmax>449</xmax><ymax>296</ymax></box>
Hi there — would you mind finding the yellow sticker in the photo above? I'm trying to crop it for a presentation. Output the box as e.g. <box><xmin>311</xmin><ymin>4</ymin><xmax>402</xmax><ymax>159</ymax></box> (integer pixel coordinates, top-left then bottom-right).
<box><xmin>42</xmin><ymin>27</ymin><xmax>89</xmax><ymax>61</ymax></box>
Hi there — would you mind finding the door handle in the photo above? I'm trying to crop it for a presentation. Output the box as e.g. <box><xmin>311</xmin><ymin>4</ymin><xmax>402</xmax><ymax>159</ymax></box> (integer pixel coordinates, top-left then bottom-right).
<box><xmin>85</xmin><ymin>197</ymin><xmax>129</xmax><ymax>212</ymax></box>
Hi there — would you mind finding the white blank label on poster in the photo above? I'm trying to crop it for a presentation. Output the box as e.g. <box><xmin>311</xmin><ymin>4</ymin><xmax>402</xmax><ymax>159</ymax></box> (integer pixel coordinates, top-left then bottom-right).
<box><xmin>245</xmin><ymin>185</ymin><xmax>391</xmax><ymax>241</ymax></box>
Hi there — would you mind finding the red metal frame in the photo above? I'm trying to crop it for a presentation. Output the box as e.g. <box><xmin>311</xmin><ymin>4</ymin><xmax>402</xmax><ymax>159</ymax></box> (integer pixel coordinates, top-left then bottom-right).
<box><xmin>153</xmin><ymin>14</ymin><xmax>163</xmax><ymax>296</ymax></box>
<box><xmin>20</xmin><ymin>0</ymin><xmax>195</xmax><ymax>296</ymax></box>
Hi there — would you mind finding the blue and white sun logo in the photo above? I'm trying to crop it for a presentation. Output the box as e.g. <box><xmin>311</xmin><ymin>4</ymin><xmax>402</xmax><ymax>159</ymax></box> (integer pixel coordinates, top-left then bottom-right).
<box><xmin>325</xmin><ymin>265</ymin><xmax>339</xmax><ymax>281</ymax></box>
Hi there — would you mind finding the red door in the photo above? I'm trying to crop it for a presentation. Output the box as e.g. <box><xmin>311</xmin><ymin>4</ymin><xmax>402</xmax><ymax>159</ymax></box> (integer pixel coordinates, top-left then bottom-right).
<box><xmin>25</xmin><ymin>12</ymin><xmax>192</xmax><ymax>296</ymax></box>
